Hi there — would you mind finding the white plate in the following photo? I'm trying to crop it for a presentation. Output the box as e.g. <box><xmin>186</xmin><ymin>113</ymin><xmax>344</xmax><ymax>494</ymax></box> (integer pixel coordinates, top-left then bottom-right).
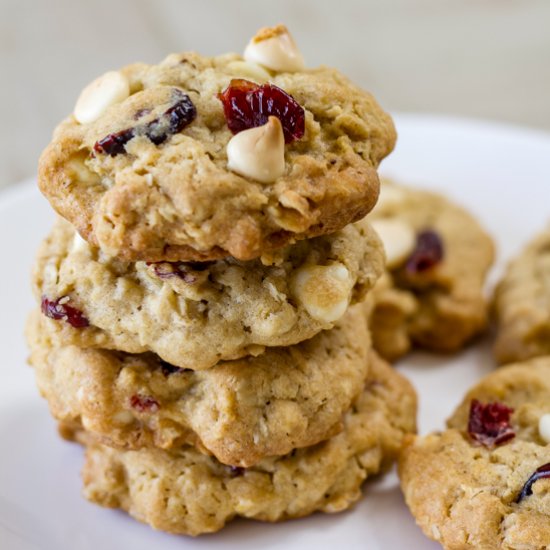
<box><xmin>1</xmin><ymin>114</ymin><xmax>550</xmax><ymax>550</ymax></box>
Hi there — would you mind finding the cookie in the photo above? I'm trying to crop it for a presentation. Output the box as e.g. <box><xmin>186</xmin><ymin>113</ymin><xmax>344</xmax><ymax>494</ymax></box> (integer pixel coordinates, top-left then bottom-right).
<box><xmin>27</xmin><ymin>302</ymin><xmax>374</xmax><ymax>467</ymax></box>
<box><xmin>38</xmin><ymin>26</ymin><xmax>396</xmax><ymax>262</ymax></box>
<box><xmin>73</xmin><ymin>354</ymin><xmax>416</xmax><ymax>536</ymax></box>
<box><xmin>399</xmin><ymin>358</ymin><xmax>550</xmax><ymax>550</ymax></box>
<box><xmin>368</xmin><ymin>180</ymin><xmax>495</xmax><ymax>360</ymax></box>
<box><xmin>494</xmin><ymin>226</ymin><xmax>550</xmax><ymax>364</ymax></box>
<box><xmin>33</xmin><ymin>217</ymin><xmax>383</xmax><ymax>370</ymax></box>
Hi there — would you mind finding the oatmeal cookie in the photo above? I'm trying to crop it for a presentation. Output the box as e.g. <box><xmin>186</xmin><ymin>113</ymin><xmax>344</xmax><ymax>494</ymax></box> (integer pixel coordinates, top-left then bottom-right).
<box><xmin>27</xmin><ymin>303</ymin><xmax>372</xmax><ymax>467</ymax></box>
<box><xmin>494</xmin><ymin>226</ymin><xmax>550</xmax><ymax>364</ymax></box>
<box><xmin>368</xmin><ymin>180</ymin><xmax>494</xmax><ymax>360</ymax></box>
<box><xmin>38</xmin><ymin>27</ymin><xmax>395</xmax><ymax>262</ymax></box>
<box><xmin>33</xmin><ymin>217</ymin><xmax>383</xmax><ymax>370</ymax></box>
<box><xmin>399</xmin><ymin>358</ymin><xmax>550</xmax><ymax>550</ymax></box>
<box><xmin>74</xmin><ymin>354</ymin><xmax>416</xmax><ymax>535</ymax></box>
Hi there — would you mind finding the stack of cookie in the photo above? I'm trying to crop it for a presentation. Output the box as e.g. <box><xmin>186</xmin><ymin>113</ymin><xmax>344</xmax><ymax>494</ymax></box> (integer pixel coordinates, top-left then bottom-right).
<box><xmin>27</xmin><ymin>26</ymin><xmax>417</xmax><ymax>535</ymax></box>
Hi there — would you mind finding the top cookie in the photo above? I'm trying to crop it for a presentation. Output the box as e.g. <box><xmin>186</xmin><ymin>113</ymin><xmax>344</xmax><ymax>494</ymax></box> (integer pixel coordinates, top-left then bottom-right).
<box><xmin>38</xmin><ymin>26</ymin><xmax>396</xmax><ymax>262</ymax></box>
<box><xmin>494</xmin><ymin>225</ymin><xmax>550</xmax><ymax>364</ymax></box>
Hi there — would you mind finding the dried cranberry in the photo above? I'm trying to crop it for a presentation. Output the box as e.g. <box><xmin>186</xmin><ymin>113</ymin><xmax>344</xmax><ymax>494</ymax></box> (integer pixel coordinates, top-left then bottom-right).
<box><xmin>516</xmin><ymin>463</ymin><xmax>550</xmax><ymax>502</ymax></box>
<box><xmin>468</xmin><ymin>399</ymin><xmax>515</xmax><ymax>448</ymax></box>
<box><xmin>130</xmin><ymin>394</ymin><xmax>160</xmax><ymax>413</ymax></box>
<box><xmin>94</xmin><ymin>128</ymin><xmax>135</xmax><ymax>156</ymax></box>
<box><xmin>41</xmin><ymin>296</ymin><xmax>89</xmax><ymax>328</ymax></box>
<box><xmin>406</xmin><ymin>229</ymin><xmax>444</xmax><ymax>273</ymax></box>
<box><xmin>228</xmin><ymin>466</ymin><xmax>245</xmax><ymax>478</ymax></box>
<box><xmin>94</xmin><ymin>90</ymin><xmax>196</xmax><ymax>156</ymax></box>
<box><xmin>218</xmin><ymin>79</ymin><xmax>305</xmax><ymax>143</ymax></box>
<box><xmin>133</xmin><ymin>108</ymin><xmax>152</xmax><ymax>120</ymax></box>
<box><xmin>145</xmin><ymin>93</ymin><xmax>197</xmax><ymax>146</ymax></box>
<box><xmin>147</xmin><ymin>262</ymin><xmax>197</xmax><ymax>283</ymax></box>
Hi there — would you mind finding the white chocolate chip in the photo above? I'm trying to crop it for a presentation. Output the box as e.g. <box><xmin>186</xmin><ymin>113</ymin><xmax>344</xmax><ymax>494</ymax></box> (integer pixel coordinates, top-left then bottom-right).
<box><xmin>71</xmin><ymin>232</ymin><xmax>90</xmax><ymax>254</ymax></box>
<box><xmin>244</xmin><ymin>25</ymin><xmax>305</xmax><ymax>73</ymax></box>
<box><xmin>43</xmin><ymin>262</ymin><xmax>58</xmax><ymax>284</ymax></box>
<box><xmin>76</xmin><ymin>387</ymin><xmax>85</xmax><ymax>402</ymax></box>
<box><xmin>74</xmin><ymin>70</ymin><xmax>130</xmax><ymax>124</ymax></box>
<box><xmin>374</xmin><ymin>183</ymin><xmax>407</xmax><ymax>214</ymax></box>
<box><xmin>539</xmin><ymin>414</ymin><xmax>550</xmax><ymax>443</ymax></box>
<box><xmin>371</xmin><ymin>218</ymin><xmax>416</xmax><ymax>269</ymax></box>
<box><xmin>226</xmin><ymin>60</ymin><xmax>271</xmax><ymax>82</ymax></box>
<box><xmin>290</xmin><ymin>263</ymin><xmax>354</xmax><ymax>323</ymax></box>
<box><xmin>227</xmin><ymin>116</ymin><xmax>285</xmax><ymax>183</ymax></box>
<box><xmin>431</xmin><ymin>525</ymin><xmax>442</xmax><ymax>541</ymax></box>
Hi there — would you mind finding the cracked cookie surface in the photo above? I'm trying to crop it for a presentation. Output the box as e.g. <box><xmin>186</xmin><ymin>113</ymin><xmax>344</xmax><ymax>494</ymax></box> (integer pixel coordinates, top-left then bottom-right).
<box><xmin>33</xmin><ymin>217</ymin><xmax>383</xmax><ymax>370</ymax></box>
<box><xmin>27</xmin><ymin>303</ymin><xmax>372</xmax><ymax>467</ymax></box>
<box><xmin>368</xmin><ymin>180</ymin><xmax>495</xmax><ymax>360</ymax></box>
<box><xmin>494</xmin><ymin>226</ymin><xmax>550</xmax><ymax>364</ymax></box>
<box><xmin>38</xmin><ymin>52</ymin><xmax>395</xmax><ymax>262</ymax></box>
<box><xmin>399</xmin><ymin>358</ymin><xmax>550</xmax><ymax>550</ymax></box>
<box><xmin>73</xmin><ymin>354</ymin><xmax>416</xmax><ymax>536</ymax></box>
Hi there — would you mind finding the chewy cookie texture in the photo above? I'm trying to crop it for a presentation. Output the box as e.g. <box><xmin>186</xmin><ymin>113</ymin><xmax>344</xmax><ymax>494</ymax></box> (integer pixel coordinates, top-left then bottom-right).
<box><xmin>494</xmin><ymin>225</ymin><xmax>550</xmax><ymax>364</ymax></box>
<box><xmin>29</xmin><ymin>24</ymin><xmax>414</xmax><ymax>537</ymax></box>
<box><xmin>368</xmin><ymin>180</ymin><xmax>495</xmax><ymax>360</ymax></box>
<box><xmin>38</xmin><ymin>25</ymin><xmax>395</xmax><ymax>262</ymax></box>
<box><xmin>75</xmin><ymin>354</ymin><xmax>417</xmax><ymax>536</ymax></box>
<box><xmin>399</xmin><ymin>359</ymin><xmax>550</xmax><ymax>550</ymax></box>
<box><xmin>33</xmin><ymin>216</ymin><xmax>384</xmax><ymax>371</ymax></box>
<box><xmin>27</xmin><ymin>304</ymin><xmax>372</xmax><ymax>467</ymax></box>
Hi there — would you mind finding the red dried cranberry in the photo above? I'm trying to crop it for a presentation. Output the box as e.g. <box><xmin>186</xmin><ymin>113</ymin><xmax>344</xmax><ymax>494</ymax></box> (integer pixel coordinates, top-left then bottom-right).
<box><xmin>130</xmin><ymin>394</ymin><xmax>160</xmax><ymax>413</ymax></box>
<box><xmin>147</xmin><ymin>262</ymin><xmax>197</xmax><ymax>283</ymax></box>
<box><xmin>133</xmin><ymin>108</ymin><xmax>152</xmax><ymax>120</ymax></box>
<box><xmin>94</xmin><ymin>128</ymin><xmax>135</xmax><ymax>156</ymax></box>
<box><xmin>468</xmin><ymin>399</ymin><xmax>515</xmax><ymax>448</ymax></box>
<box><xmin>516</xmin><ymin>463</ymin><xmax>550</xmax><ymax>502</ymax></box>
<box><xmin>218</xmin><ymin>79</ymin><xmax>305</xmax><ymax>143</ymax></box>
<box><xmin>145</xmin><ymin>92</ymin><xmax>197</xmax><ymax>145</ymax></box>
<box><xmin>406</xmin><ymin>229</ymin><xmax>444</xmax><ymax>273</ymax></box>
<box><xmin>41</xmin><ymin>296</ymin><xmax>89</xmax><ymax>328</ymax></box>
<box><xmin>94</xmin><ymin>90</ymin><xmax>196</xmax><ymax>156</ymax></box>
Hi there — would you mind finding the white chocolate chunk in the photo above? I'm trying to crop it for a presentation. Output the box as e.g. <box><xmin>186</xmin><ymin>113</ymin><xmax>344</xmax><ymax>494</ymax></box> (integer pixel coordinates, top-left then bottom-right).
<box><xmin>254</xmin><ymin>306</ymin><xmax>297</xmax><ymax>338</ymax></box>
<box><xmin>290</xmin><ymin>263</ymin><xmax>354</xmax><ymax>323</ymax></box>
<box><xmin>371</xmin><ymin>218</ymin><xmax>416</xmax><ymax>269</ymax></box>
<box><xmin>76</xmin><ymin>387</ymin><xmax>85</xmax><ymax>402</ymax></box>
<box><xmin>226</xmin><ymin>60</ymin><xmax>271</xmax><ymax>82</ymax></box>
<box><xmin>539</xmin><ymin>414</ymin><xmax>550</xmax><ymax>443</ymax></box>
<box><xmin>74</xmin><ymin>70</ymin><xmax>130</xmax><ymax>124</ymax></box>
<box><xmin>227</xmin><ymin>116</ymin><xmax>285</xmax><ymax>183</ymax></box>
<box><xmin>244</xmin><ymin>25</ymin><xmax>305</xmax><ymax>73</ymax></box>
<box><xmin>374</xmin><ymin>183</ymin><xmax>407</xmax><ymax>214</ymax></box>
<box><xmin>71</xmin><ymin>232</ymin><xmax>90</xmax><ymax>254</ymax></box>
<box><xmin>43</xmin><ymin>262</ymin><xmax>58</xmax><ymax>284</ymax></box>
